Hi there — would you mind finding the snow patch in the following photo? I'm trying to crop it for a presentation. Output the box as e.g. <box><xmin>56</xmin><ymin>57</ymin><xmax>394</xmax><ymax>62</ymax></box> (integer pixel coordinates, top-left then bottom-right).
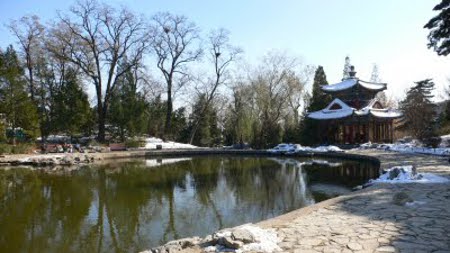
<box><xmin>238</xmin><ymin>225</ymin><xmax>281</xmax><ymax>253</ymax></box>
<box><xmin>268</xmin><ymin>143</ymin><xmax>343</xmax><ymax>153</ymax></box>
<box><xmin>359</xmin><ymin>141</ymin><xmax>450</xmax><ymax>156</ymax></box>
<box><xmin>144</xmin><ymin>137</ymin><xmax>197</xmax><ymax>149</ymax></box>
<box><xmin>405</xmin><ymin>201</ymin><xmax>427</xmax><ymax>207</ymax></box>
<box><xmin>371</xmin><ymin>165</ymin><xmax>449</xmax><ymax>183</ymax></box>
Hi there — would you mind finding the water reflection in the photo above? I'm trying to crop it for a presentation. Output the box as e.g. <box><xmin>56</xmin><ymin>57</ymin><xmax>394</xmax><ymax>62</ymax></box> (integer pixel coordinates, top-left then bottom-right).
<box><xmin>0</xmin><ymin>156</ymin><xmax>378</xmax><ymax>253</ymax></box>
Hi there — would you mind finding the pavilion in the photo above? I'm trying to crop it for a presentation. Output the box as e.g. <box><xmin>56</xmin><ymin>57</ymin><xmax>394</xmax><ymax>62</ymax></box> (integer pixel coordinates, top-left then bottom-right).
<box><xmin>307</xmin><ymin>66</ymin><xmax>402</xmax><ymax>144</ymax></box>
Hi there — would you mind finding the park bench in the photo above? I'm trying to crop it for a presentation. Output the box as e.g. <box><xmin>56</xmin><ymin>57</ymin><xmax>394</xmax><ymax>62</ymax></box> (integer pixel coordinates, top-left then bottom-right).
<box><xmin>44</xmin><ymin>144</ymin><xmax>59</xmax><ymax>153</ymax></box>
<box><xmin>109</xmin><ymin>143</ymin><xmax>127</xmax><ymax>151</ymax></box>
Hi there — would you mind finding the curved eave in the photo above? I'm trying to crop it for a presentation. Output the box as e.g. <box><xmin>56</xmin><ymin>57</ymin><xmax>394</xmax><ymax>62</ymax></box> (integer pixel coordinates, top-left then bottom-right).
<box><xmin>307</xmin><ymin>110</ymin><xmax>354</xmax><ymax>120</ymax></box>
<box><xmin>370</xmin><ymin>110</ymin><xmax>403</xmax><ymax>119</ymax></box>
<box><xmin>358</xmin><ymin>80</ymin><xmax>387</xmax><ymax>92</ymax></box>
<box><xmin>321</xmin><ymin>79</ymin><xmax>387</xmax><ymax>93</ymax></box>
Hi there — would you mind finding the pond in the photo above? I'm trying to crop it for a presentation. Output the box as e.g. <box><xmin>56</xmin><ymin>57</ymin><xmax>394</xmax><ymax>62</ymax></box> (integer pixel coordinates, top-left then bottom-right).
<box><xmin>0</xmin><ymin>156</ymin><xmax>379</xmax><ymax>253</ymax></box>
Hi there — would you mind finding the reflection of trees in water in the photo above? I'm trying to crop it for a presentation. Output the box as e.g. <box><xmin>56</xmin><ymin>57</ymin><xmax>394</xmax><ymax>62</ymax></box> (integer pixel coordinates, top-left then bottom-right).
<box><xmin>0</xmin><ymin>168</ymin><xmax>93</xmax><ymax>253</ymax></box>
<box><xmin>303</xmin><ymin>160</ymin><xmax>379</xmax><ymax>187</ymax></box>
<box><xmin>0</xmin><ymin>157</ymin><xmax>378</xmax><ymax>253</ymax></box>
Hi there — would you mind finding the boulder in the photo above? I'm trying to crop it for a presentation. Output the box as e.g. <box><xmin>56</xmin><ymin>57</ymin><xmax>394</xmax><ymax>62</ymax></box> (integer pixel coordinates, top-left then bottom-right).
<box><xmin>220</xmin><ymin>236</ymin><xmax>244</xmax><ymax>249</ymax></box>
<box><xmin>232</xmin><ymin>228</ymin><xmax>256</xmax><ymax>243</ymax></box>
<box><xmin>388</xmin><ymin>168</ymin><xmax>401</xmax><ymax>180</ymax></box>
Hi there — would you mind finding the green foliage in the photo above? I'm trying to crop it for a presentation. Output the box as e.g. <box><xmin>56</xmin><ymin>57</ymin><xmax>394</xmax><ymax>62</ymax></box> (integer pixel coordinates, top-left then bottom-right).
<box><xmin>0</xmin><ymin>45</ymin><xmax>40</xmax><ymax>142</ymax></box>
<box><xmin>299</xmin><ymin>66</ymin><xmax>331</xmax><ymax>145</ymax></box>
<box><xmin>0</xmin><ymin>143</ymin><xmax>34</xmax><ymax>154</ymax></box>
<box><xmin>147</xmin><ymin>95</ymin><xmax>167</xmax><ymax>138</ymax></box>
<box><xmin>424</xmin><ymin>1</ymin><xmax>450</xmax><ymax>56</ymax></box>
<box><xmin>108</xmin><ymin>64</ymin><xmax>148</xmax><ymax>141</ymax></box>
<box><xmin>125</xmin><ymin>138</ymin><xmax>145</xmax><ymax>148</ymax></box>
<box><xmin>188</xmin><ymin>94</ymin><xmax>222</xmax><ymax>147</ymax></box>
<box><xmin>52</xmin><ymin>68</ymin><xmax>92</xmax><ymax>137</ymax></box>
<box><xmin>223</xmin><ymin>88</ymin><xmax>255</xmax><ymax>146</ymax></box>
<box><xmin>400</xmin><ymin>79</ymin><xmax>439</xmax><ymax>141</ymax></box>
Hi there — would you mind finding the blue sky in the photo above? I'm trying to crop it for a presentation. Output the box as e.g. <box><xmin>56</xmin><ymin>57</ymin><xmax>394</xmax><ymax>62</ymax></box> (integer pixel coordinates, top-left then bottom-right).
<box><xmin>1</xmin><ymin>0</ymin><xmax>449</xmax><ymax>101</ymax></box>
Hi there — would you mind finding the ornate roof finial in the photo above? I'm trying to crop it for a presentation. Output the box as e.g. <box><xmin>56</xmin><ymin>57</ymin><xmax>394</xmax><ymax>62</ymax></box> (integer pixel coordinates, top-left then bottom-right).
<box><xmin>349</xmin><ymin>65</ymin><xmax>356</xmax><ymax>78</ymax></box>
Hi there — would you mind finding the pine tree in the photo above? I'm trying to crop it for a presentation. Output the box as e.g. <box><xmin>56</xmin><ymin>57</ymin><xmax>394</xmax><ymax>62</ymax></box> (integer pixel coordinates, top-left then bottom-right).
<box><xmin>299</xmin><ymin>66</ymin><xmax>331</xmax><ymax>145</ymax></box>
<box><xmin>400</xmin><ymin>79</ymin><xmax>438</xmax><ymax>141</ymax></box>
<box><xmin>108</xmin><ymin>62</ymin><xmax>148</xmax><ymax>141</ymax></box>
<box><xmin>52</xmin><ymin>68</ymin><xmax>92</xmax><ymax>138</ymax></box>
<box><xmin>424</xmin><ymin>1</ymin><xmax>450</xmax><ymax>56</ymax></box>
<box><xmin>0</xmin><ymin>45</ymin><xmax>39</xmax><ymax>144</ymax></box>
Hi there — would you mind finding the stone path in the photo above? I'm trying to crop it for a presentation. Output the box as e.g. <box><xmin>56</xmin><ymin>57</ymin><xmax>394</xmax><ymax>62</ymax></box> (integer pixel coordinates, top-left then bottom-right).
<box><xmin>259</xmin><ymin>150</ymin><xmax>450</xmax><ymax>253</ymax></box>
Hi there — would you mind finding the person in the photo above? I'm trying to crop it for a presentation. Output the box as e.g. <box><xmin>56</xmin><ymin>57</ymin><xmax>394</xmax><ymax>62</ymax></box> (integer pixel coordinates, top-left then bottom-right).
<box><xmin>56</xmin><ymin>144</ymin><xmax>63</xmax><ymax>153</ymax></box>
<box><xmin>74</xmin><ymin>143</ymin><xmax>83</xmax><ymax>153</ymax></box>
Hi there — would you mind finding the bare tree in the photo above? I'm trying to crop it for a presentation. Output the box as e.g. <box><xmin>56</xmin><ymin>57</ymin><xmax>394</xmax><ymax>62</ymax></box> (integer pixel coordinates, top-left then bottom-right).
<box><xmin>250</xmin><ymin>52</ymin><xmax>300</xmax><ymax>147</ymax></box>
<box><xmin>189</xmin><ymin>28</ymin><xmax>242</xmax><ymax>144</ymax></box>
<box><xmin>151</xmin><ymin>12</ymin><xmax>202</xmax><ymax>138</ymax></box>
<box><xmin>8</xmin><ymin>15</ymin><xmax>45</xmax><ymax>101</ymax></box>
<box><xmin>47</xmin><ymin>0</ymin><xmax>150</xmax><ymax>141</ymax></box>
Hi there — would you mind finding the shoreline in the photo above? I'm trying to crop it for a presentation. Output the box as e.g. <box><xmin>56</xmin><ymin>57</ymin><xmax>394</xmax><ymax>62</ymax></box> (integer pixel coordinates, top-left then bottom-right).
<box><xmin>2</xmin><ymin>149</ymin><xmax>449</xmax><ymax>252</ymax></box>
<box><xmin>0</xmin><ymin>148</ymin><xmax>380</xmax><ymax>168</ymax></box>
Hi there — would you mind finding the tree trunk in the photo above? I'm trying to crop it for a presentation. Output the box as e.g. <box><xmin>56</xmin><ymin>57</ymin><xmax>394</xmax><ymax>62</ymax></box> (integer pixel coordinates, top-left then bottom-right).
<box><xmin>164</xmin><ymin>84</ymin><xmax>172</xmax><ymax>139</ymax></box>
<box><xmin>97</xmin><ymin>103</ymin><xmax>106</xmax><ymax>142</ymax></box>
<box><xmin>189</xmin><ymin>121</ymin><xmax>200</xmax><ymax>145</ymax></box>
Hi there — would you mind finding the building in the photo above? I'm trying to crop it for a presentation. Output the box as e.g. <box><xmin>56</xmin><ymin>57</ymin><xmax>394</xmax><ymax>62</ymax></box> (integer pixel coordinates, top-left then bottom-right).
<box><xmin>307</xmin><ymin>66</ymin><xmax>402</xmax><ymax>144</ymax></box>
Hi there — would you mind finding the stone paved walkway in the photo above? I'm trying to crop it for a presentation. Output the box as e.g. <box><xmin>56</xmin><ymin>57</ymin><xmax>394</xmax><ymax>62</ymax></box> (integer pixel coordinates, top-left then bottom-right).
<box><xmin>259</xmin><ymin>150</ymin><xmax>450</xmax><ymax>253</ymax></box>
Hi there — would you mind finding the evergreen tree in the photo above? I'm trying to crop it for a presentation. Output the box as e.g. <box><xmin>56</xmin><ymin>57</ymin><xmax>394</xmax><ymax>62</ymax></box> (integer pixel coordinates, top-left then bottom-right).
<box><xmin>147</xmin><ymin>95</ymin><xmax>166</xmax><ymax>138</ymax></box>
<box><xmin>0</xmin><ymin>45</ymin><xmax>39</xmax><ymax>143</ymax></box>
<box><xmin>400</xmin><ymin>79</ymin><xmax>438</xmax><ymax>141</ymax></box>
<box><xmin>299</xmin><ymin>66</ymin><xmax>331</xmax><ymax>145</ymax></box>
<box><xmin>188</xmin><ymin>94</ymin><xmax>221</xmax><ymax>146</ymax></box>
<box><xmin>425</xmin><ymin>1</ymin><xmax>450</xmax><ymax>56</ymax></box>
<box><xmin>108</xmin><ymin>62</ymin><xmax>148</xmax><ymax>141</ymax></box>
<box><xmin>52</xmin><ymin>68</ymin><xmax>92</xmax><ymax>138</ymax></box>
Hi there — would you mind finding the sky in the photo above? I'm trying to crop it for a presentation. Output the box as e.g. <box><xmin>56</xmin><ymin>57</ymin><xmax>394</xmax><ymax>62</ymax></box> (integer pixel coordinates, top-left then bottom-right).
<box><xmin>0</xmin><ymin>0</ymin><xmax>449</xmax><ymax>102</ymax></box>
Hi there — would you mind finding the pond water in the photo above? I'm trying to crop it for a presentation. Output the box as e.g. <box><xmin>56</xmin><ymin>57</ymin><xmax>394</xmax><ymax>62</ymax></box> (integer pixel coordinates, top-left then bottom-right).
<box><xmin>0</xmin><ymin>156</ymin><xmax>378</xmax><ymax>253</ymax></box>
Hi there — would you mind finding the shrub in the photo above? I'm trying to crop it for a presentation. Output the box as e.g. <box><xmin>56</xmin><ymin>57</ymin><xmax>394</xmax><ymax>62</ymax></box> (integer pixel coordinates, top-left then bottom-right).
<box><xmin>125</xmin><ymin>138</ymin><xmax>145</xmax><ymax>148</ymax></box>
<box><xmin>0</xmin><ymin>143</ymin><xmax>35</xmax><ymax>154</ymax></box>
<box><xmin>423</xmin><ymin>137</ymin><xmax>441</xmax><ymax>148</ymax></box>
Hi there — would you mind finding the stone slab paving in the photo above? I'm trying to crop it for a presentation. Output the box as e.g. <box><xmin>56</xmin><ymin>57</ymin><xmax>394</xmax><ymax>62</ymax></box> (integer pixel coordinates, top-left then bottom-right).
<box><xmin>259</xmin><ymin>150</ymin><xmax>450</xmax><ymax>253</ymax></box>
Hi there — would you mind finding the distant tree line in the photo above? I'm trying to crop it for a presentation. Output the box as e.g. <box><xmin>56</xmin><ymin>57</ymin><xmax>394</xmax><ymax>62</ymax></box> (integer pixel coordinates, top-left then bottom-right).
<box><xmin>0</xmin><ymin>0</ymin><xmax>313</xmax><ymax>148</ymax></box>
<box><xmin>1</xmin><ymin>0</ymin><xmax>450</xmax><ymax>148</ymax></box>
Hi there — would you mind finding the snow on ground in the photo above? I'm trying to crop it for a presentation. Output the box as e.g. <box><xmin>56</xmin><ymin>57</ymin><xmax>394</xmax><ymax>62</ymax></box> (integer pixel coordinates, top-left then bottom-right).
<box><xmin>268</xmin><ymin>143</ymin><xmax>343</xmax><ymax>154</ymax></box>
<box><xmin>144</xmin><ymin>137</ymin><xmax>197</xmax><ymax>149</ymax></box>
<box><xmin>359</xmin><ymin>139</ymin><xmax>450</xmax><ymax>156</ymax></box>
<box><xmin>370</xmin><ymin>165</ymin><xmax>449</xmax><ymax>183</ymax></box>
<box><xmin>239</xmin><ymin>225</ymin><xmax>281</xmax><ymax>253</ymax></box>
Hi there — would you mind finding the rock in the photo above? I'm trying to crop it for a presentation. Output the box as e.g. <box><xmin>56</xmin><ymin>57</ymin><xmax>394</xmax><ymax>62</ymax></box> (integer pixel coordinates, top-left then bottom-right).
<box><xmin>60</xmin><ymin>156</ymin><xmax>73</xmax><ymax>165</ymax></box>
<box><xmin>148</xmin><ymin>237</ymin><xmax>201</xmax><ymax>253</ymax></box>
<box><xmin>392</xmin><ymin>192</ymin><xmax>413</xmax><ymax>206</ymax></box>
<box><xmin>388</xmin><ymin>168</ymin><xmax>401</xmax><ymax>180</ymax></box>
<box><xmin>74</xmin><ymin>157</ymin><xmax>81</xmax><ymax>162</ymax></box>
<box><xmin>232</xmin><ymin>228</ymin><xmax>255</xmax><ymax>243</ymax></box>
<box><xmin>166</xmin><ymin>237</ymin><xmax>201</xmax><ymax>248</ymax></box>
<box><xmin>220</xmin><ymin>236</ymin><xmax>244</xmax><ymax>249</ymax></box>
<box><xmin>347</xmin><ymin>242</ymin><xmax>363</xmax><ymax>250</ymax></box>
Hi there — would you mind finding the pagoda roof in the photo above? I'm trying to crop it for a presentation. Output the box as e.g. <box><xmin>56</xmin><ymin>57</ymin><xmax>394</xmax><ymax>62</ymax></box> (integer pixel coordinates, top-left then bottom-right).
<box><xmin>308</xmin><ymin>98</ymin><xmax>402</xmax><ymax>120</ymax></box>
<box><xmin>321</xmin><ymin>78</ymin><xmax>387</xmax><ymax>93</ymax></box>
